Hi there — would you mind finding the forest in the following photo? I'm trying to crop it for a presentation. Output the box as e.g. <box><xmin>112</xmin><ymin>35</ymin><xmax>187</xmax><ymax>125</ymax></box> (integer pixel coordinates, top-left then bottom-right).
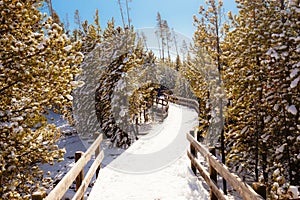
<box><xmin>0</xmin><ymin>0</ymin><xmax>299</xmax><ymax>199</ymax></box>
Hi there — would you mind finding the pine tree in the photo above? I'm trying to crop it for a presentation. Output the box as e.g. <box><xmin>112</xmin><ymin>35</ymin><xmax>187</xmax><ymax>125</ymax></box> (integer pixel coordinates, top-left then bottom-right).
<box><xmin>193</xmin><ymin>0</ymin><xmax>227</xmax><ymax>191</ymax></box>
<box><xmin>223</xmin><ymin>0</ymin><xmax>300</xmax><ymax>195</ymax></box>
<box><xmin>80</xmin><ymin>10</ymin><xmax>102</xmax><ymax>55</ymax></box>
<box><xmin>182</xmin><ymin>47</ymin><xmax>212</xmax><ymax>139</ymax></box>
<box><xmin>263</xmin><ymin>0</ymin><xmax>300</xmax><ymax>191</ymax></box>
<box><xmin>92</xmin><ymin>23</ymin><xmax>147</xmax><ymax>147</ymax></box>
<box><xmin>223</xmin><ymin>0</ymin><xmax>272</xmax><ymax>183</ymax></box>
<box><xmin>73</xmin><ymin>9</ymin><xmax>82</xmax><ymax>41</ymax></box>
<box><xmin>175</xmin><ymin>55</ymin><xmax>182</xmax><ymax>71</ymax></box>
<box><xmin>0</xmin><ymin>0</ymin><xmax>83</xmax><ymax>198</ymax></box>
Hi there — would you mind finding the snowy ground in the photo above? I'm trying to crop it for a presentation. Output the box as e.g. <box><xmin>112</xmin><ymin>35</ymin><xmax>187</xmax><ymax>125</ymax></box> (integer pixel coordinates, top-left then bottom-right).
<box><xmin>88</xmin><ymin>103</ymin><xmax>209</xmax><ymax>200</ymax></box>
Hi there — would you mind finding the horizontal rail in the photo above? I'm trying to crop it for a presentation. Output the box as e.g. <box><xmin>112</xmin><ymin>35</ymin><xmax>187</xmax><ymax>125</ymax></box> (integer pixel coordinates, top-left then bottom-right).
<box><xmin>44</xmin><ymin>134</ymin><xmax>104</xmax><ymax>200</ymax></box>
<box><xmin>187</xmin><ymin>132</ymin><xmax>264</xmax><ymax>200</ymax></box>
<box><xmin>72</xmin><ymin>150</ymin><xmax>104</xmax><ymax>200</ymax></box>
<box><xmin>165</xmin><ymin>95</ymin><xmax>199</xmax><ymax>113</ymax></box>
<box><xmin>187</xmin><ymin>150</ymin><xmax>228</xmax><ymax>200</ymax></box>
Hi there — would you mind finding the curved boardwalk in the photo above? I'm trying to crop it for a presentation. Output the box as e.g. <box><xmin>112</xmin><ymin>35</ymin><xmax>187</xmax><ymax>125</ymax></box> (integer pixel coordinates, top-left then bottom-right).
<box><xmin>88</xmin><ymin>103</ymin><xmax>209</xmax><ymax>200</ymax></box>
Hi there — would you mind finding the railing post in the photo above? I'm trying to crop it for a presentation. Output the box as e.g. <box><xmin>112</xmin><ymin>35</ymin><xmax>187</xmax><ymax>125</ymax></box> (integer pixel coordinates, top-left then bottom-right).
<box><xmin>190</xmin><ymin>131</ymin><xmax>197</xmax><ymax>175</ymax></box>
<box><xmin>209</xmin><ymin>147</ymin><xmax>218</xmax><ymax>200</ymax></box>
<box><xmin>196</xmin><ymin>130</ymin><xmax>204</xmax><ymax>142</ymax></box>
<box><xmin>252</xmin><ymin>182</ymin><xmax>266</xmax><ymax>199</ymax></box>
<box><xmin>95</xmin><ymin>145</ymin><xmax>101</xmax><ymax>178</ymax></box>
<box><xmin>75</xmin><ymin>151</ymin><xmax>84</xmax><ymax>200</ymax></box>
<box><xmin>32</xmin><ymin>191</ymin><xmax>46</xmax><ymax>200</ymax></box>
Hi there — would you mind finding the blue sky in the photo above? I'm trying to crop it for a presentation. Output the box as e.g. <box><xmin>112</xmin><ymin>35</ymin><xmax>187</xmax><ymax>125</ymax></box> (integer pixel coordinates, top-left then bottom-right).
<box><xmin>52</xmin><ymin>0</ymin><xmax>237</xmax><ymax>39</ymax></box>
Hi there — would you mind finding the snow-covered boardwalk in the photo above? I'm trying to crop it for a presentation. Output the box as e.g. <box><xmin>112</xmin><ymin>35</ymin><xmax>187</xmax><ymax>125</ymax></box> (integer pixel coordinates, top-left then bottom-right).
<box><xmin>88</xmin><ymin>103</ymin><xmax>209</xmax><ymax>200</ymax></box>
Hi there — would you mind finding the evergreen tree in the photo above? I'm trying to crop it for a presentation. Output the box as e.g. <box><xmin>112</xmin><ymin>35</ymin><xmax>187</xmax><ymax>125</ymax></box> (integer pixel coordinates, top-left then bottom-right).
<box><xmin>0</xmin><ymin>0</ymin><xmax>83</xmax><ymax>198</ymax></box>
<box><xmin>93</xmin><ymin>23</ymin><xmax>147</xmax><ymax>147</ymax></box>
<box><xmin>193</xmin><ymin>0</ymin><xmax>227</xmax><ymax>191</ymax></box>
<box><xmin>263</xmin><ymin>0</ymin><xmax>300</xmax><ymax>193</ymax></box>
<box><xmin>223</xmin><ymin>0</ymin><xmax>299</xmax><ymax>196</ymax></box>
<box><xmin>175</xmin><ymin>54</ymin><xmax>182</xmax><ymax>71</ymax></box>
<box><xmin>80</xmin><ymin>10</ymin><xmax>102</xmax><ymax>55</ymax></box>
<box><xmin>223</xmin><ymin>0</ymin><xmax>271</xmax><ymax>182</ymax></box>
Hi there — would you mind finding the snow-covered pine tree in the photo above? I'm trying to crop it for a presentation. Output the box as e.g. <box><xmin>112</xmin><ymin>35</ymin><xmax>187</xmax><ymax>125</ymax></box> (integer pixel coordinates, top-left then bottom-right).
<box><xmin>223</xmin><ymin>0</ymin><xmax>299</xmax><ymax>196</ymax></box>
<box><xmin>262</xmin><ymin>0</ymin><xmax>300</xmax><ymax>195</ymax></box>
<box><xmin>223</xmin><ymin>0</ymin><xmax>272</xmax><ymax>183</ymax></box>
<box><xmin>94</xmin><ymin>23</ymin><xmax>147</xmax><ymax>147</ymax></box>
<box><xmin>193</xmin><ymin>1</ymin><xmax>227</xmax><ymax>191</ymax></box>
<box><xmin>0</xmin><ymin>0</ymin><xmax>83</xmax><ymax>198</ymax></box>
<box><xmin>129</xmin><ymin>82</ymin><xmax>159</xmax><ymax>124</ymax></box>
<box><xmin>71</xmin><ymin>9</ymin><xmax>102</xmax><ymax>55</ymax></box>
<box><xmin>181</xmin><ymin>47</ymin><xmax>212</xmax><ymax>138</ymax></box>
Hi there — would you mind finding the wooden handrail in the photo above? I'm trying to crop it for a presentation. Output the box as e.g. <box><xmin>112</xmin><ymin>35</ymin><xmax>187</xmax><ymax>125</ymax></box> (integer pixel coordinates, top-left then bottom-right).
<box><xmin>72</xmin><ymin>150</ymin><xmax>104</xmax><ymax>200</ymax></box>
<box><xmin>165</xmin><ymin>95</ymin><xmax>199</xmax><ymax>113</ymax></box>
<box><xmin>187</xmin><ymin>131</ymin><xmax>264</xmax><ymax>200</ymax></box>
<box><xmin>35</xmin><ymin>134</ymin><xmax>104</xmax><ymax>200</ymax></box>
<box><xmin>153</xmin><ymin>97</ymin><xmax>169</xmax><ymax>121</ymax></box>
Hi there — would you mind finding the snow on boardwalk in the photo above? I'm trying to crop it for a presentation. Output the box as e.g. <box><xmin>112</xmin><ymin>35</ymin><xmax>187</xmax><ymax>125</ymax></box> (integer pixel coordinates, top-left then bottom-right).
<box><xmin>88</xmin><ymin>103</ymin><xmax>209</xmax><ymax>200</ymax></box>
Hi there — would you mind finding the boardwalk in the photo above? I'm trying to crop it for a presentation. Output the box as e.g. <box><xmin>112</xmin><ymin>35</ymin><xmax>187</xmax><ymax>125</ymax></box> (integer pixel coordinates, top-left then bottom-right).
<box><xmin>88</xmin><ymin>103</ymin><xmax>209</xmax><ymax>200</ymax></box>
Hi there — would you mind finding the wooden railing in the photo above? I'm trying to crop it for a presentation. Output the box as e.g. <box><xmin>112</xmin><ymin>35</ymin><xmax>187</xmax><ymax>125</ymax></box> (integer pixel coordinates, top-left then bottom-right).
<box><xmin>165</xmin><ymin>95</ymin><xmax>199</xmax><ymax>113</ymax></box>
<box><xmin>187</xmin><ymin>130</ymin><xmax>264</xmax><ymax>200</ymax></box>
<box><xmin>153</xmin><ymin>97</ymin><xmax>169</xmax><ymax>121</ymax></box>
<box><xmin>32</xmin><ymin>134</ymin><xmax>104</xmax><ymax>200</ymax></box>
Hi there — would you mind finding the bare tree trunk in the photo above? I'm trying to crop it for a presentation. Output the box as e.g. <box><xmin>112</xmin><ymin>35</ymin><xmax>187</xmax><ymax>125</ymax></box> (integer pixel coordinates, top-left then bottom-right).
<box><xmin>118</xmin><ymin>0</ymin><xmax>126</xmax><ymax>29</ymax></box>
<box><xmin>46</xmin><ymin>0</ymin><xmax>54</xmax><ymax>19</ymax></box>
<box><xmin>125</xmin><ymin>0</ymin><xmax>131</xmax><ymax>27</ymax></box>
<box><xmin>172</xmin><ymin>28</ymin><xmax>179</xmax><ymax>56</ymax></box>
<box><xmin>155</xmin><ymin>31</ymin><xmax>162</xmax><ymax>59</ymax></box>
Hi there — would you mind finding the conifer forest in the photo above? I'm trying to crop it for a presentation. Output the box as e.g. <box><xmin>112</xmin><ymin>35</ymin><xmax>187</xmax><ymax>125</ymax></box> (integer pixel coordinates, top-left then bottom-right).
<box><xmin>0</xmin><ymin>0</ymin><xmax>299</xmax><ymax>199</ymax></box>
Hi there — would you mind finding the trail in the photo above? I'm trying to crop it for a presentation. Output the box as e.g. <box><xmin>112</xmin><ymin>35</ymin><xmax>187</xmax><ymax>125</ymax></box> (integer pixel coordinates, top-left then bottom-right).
<box><xmin>88</xmin><ymin>103</ymin><xmax>209</xmax><ymax>200</ymax></box>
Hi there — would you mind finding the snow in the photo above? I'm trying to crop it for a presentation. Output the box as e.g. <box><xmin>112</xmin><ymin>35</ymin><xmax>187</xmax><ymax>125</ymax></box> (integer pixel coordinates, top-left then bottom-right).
<box><xmin>290</xmin><ymin>77</ymin><xmax>299</xmax><ymax>89</ymax></box>
<box><xmin>287</xmin><ymin>105</ymin><xmax>297</xmax><ymax>115</ymax></box>
<box><xmin>276</xmin><ymin>143</ymin><xmax>287</xmax><ymax>154</ymax></box>
<box><xmin>287</xmin><ymin>186</ymin><xmax>299</xmax><ymax>199</ymax></box>
<box><xmin>65</xmin><ymin>94</ymin><xmax>73</xmax><ymax>101</ymax></box>
<box><xmin>266</xmin><ymin>48</ymin><xmax>280</xmax><ymax>60</ymax></box>
<box><xmin>273</xmin><ymin>104</ymin><xmax>279</xmax><ymax>111</ymax></box>
<box><xmin>70</xmin><ymin>81</ymin><xmax>85</xmax><ymax>88</ymax></box>
<box><xmin>290</xmin><ymin>68</ymin><xmax>299</xmax><ymax>78</ymax></box>
<box><xmin>88</xmin><ymin>103</ymin><xmax>209</xmax><ymax>200</ymax></box>
<box><xmin>273</xmin><ymin>169</ymin><xmax>280</xmax><ymax>176</ymax></box>
<box><xmin>37</xmin><ymin>43</ymin><xmax>44</xmax><ymax>50</ymax></box>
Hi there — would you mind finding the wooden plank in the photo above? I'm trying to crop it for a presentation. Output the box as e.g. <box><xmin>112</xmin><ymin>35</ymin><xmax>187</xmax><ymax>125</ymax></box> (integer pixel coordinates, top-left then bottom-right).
<box><xmin>187</xmin><ymin>151</ymin><xmax>210</xmax><ymax>183</ymax></box>
<box><xmin>209</xmin><ymin>178</ymin><xmax>228</xmax><ymax>200</ymax></box>
<box><xmin>187</xmin><ymin>133</ymin><xmax>264</xmax><ymax>200</ymax></box>
<box><xmin>165</xmin><ymin>95</ymin><xmax>199</xmax><ymax>113</ymax></box>
<box><xmin>190</xmin><ymin>143</ymin><xmax>197</xmax><ymax>174</ymax></box>
<box><xmin>75</xmin><ymin>151</ymin><xmax>84</xmax><ymax>200</ymax></box>
<box><xmin>186</xmin><ymin>133</ymin><xmax>210</xmax><ymax>160</ymax></box>
<box><xmin>72</xmin><ymin>150</ymin><xmax>104</xmax><ymax>200</ymax></box>
<box><xmin>209</xmin><ymin>148</ymin><xmax>218</xmax><ymax>200</ymax></box>
<box><xmin>32</xmin><ymin>191</ymin><xmax>46</xmax><ymax>200</ymax></box>
<box><xmin>95</xmin><ymin>143</ymin><xmax>101</xmax><ymax>178</ymax></box>
<box><xmin>208</xmin><ymin>156</ymin><xmax>264</xmax><ymax>200</ymax></box>
<box><xmin>45</xmin><ymin>134</ymin><xmax>103</xmax><ymax>200</ymax></box>
<box><xmin>187</xmin><ymin>151</ymin><xmax>228</xmax><ymax>200</ymax></box>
